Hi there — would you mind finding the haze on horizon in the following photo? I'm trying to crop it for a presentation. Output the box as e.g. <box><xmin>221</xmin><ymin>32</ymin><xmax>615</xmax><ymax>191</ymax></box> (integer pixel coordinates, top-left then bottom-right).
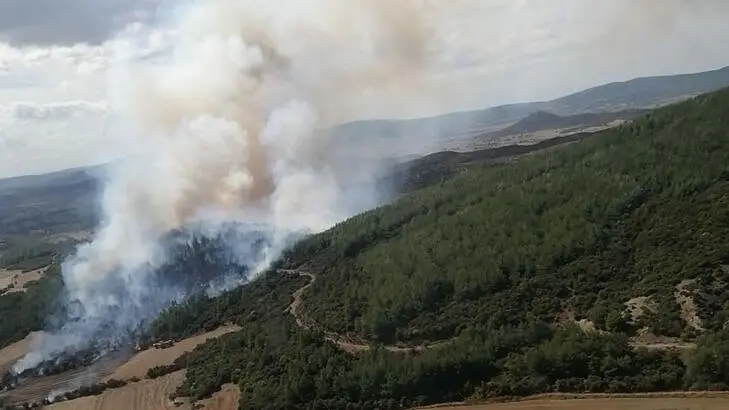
<box><xmin>0</xmin><ymin>0</ymin><xmax>728</xmax><ymax>178</ymax></box>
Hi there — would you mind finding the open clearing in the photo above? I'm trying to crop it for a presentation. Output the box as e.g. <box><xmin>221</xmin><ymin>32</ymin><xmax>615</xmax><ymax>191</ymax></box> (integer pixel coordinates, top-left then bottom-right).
<box><xmin>0</xmin><ymin>332</ymin><xmax>39</xmax><ymax>373</ymax></box>
<box><xmin>418</xmin><ymin>394</ymin><xmax>729</xmax><ymax>410</ymax></box>
<box><xmin>195</xmin><ymin>383</ymin><xmax>241</xmax><ymax>410</ymax></box>
<box><xmin>0</xmin><ymin>266</ymin><xmax>47</xmax><ymax>294</ymax></box>
<box><xmin>46</xmin><ymin>371</ymin><xmax>241</xmax><ymax>410</ymax></box>
<box><xmin>106</xmin><ymin>325</ymin><xmax>241</xmax><ymax>381</ymax></box>
<box><xmin>0</xmin><ymin>352</ymin><xmax>129</xmax><ymax>406</ymax></box>
<box><xmin>0</xmin><ymin>326</ymin><xmax>240</xmax><ymax>406</ymax></box>
<box><xmin>47</xmin><ymin>370</ymin><xmax>186</xmax><ymax>410</ymax></box>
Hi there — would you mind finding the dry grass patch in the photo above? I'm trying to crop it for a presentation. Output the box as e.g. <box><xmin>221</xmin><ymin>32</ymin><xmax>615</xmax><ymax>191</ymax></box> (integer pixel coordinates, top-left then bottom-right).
<box><xmin>417</xmin><ymin>394</ymin><xmax>729</xmax><ymax>410</ymax></box>
<box><xmin>106</xmin><ymin>325</ymin><xmax>241</xmax><ymax>381</ymax></box>
<box><xmin>195</xmin><ymin>383</ymin><xmax>240</xmax><ymax>410</ymax></box>
<box><xmin>46</xmin><ymin>370</ymin><xmax>187</xmax><ymax>410</ymax></box>
<box><xmin>0</xmin><ymin>266</ymin><xmax>47</xmax><ymax>294</ymax></box>
<box><xmin>0</xmin><ymin>331</ymin><xmax>42</xmax><ymax>374</ymax></box>
<box><xmin>46</xmin><ymin>372</ymin><xmax>240</xmax><ymax>410</ymax></box>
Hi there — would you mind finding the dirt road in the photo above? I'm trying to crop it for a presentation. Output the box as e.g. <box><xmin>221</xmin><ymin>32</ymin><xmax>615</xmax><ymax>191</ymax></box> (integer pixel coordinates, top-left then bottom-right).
<box><xmin>284</xmin><ymin>269</ymin><xmax>697</xmax><ymax>355</ymax></box>
<box><xmin>283</xmin><ymin>269</ymin><xmax>449</xmax><ymax>354</ymax></box>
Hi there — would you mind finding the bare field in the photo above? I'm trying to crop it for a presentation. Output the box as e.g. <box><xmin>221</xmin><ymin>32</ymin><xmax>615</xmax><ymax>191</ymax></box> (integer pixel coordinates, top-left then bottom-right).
<box><xmin>46</xmin><ymin>370</ymin><xmax>186</xmax><ymax>410</ymax></box>
<box><xmin>46</xmin><ymin>372</ymin><xmax>241</xmax><ymax>410</ymax></box>
<box><xmin>106</xmin><ymin>325</ymin><xmax>241</xmax><ymax>381</ymax></box>
<box><xmin>0</xmin><ymin>266</ymin><xmax>47</xmax><ymax>294</ymax></box>
<box><xmin>195</xmin><ymin>383</ymin><xmax>241</xmax><ymax>410</ymax></box>
<box><xmin>0</xmin><ymin>331</ymin><xmax>41</xmax><ymax>373</ymax></box>
<box><xmin>0</xmin><ymin>351</ymin><xmax>130</xmax><ymax>406</ymax></box>
<box><xmin>418</xmin><ymin>394</ymin><xmax>729</xmax><ymax>410</ymax></box>
<box><xmin>1</xmin><ymin>326</ymin><xmax>240</xmax><ymax>406</ymax></box>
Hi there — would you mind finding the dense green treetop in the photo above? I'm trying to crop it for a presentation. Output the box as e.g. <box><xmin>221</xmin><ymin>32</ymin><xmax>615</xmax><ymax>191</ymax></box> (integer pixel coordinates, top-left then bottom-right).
<box><xmin>283</xmin><ymin>87</ymin><xmax>729</xmax><ymax>343</ymax></box>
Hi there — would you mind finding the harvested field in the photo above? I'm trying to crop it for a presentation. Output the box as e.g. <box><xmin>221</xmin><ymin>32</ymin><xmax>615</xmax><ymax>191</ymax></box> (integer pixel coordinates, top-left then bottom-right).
<box><xmin>46</xmin><ymin>372</ymin><xmax>240</xmax><ymax>410</ymax></box>
<box><xmin>0</xmin><ymin>266</ymin><xmax>47</xmax><ymax>294</ymax></box>
<box><xmin>0</xmin><ymin>268</ymin><xmax>19</xmax><ymax>291</ymax></box>
<box><xmin>46</xmin><ymin>370</ymin><xmax>186</xmax><ymax>410</ymax></box>
<box><xmin>195</xmin><ymin>383</ymin><xmax>240</xmax><ymax>410</ymax></box>
<box><xmin>423</xmin><ymin>399</ymin><xmax>729</xmax><ymax>410</ymax></box>
<box><xmin>417</xmin><ymin>393</ymin><xmax>729</xmax><ymax>410</ymax></box>
<box><xmin>106</xmin><ymin>325</ymin><xmax>241</xmax><ymax>381</ymax></box>
<box><xmin>0</xmin><ymin>352</ymin><xmax>130</xmax><ymax>406</ymax></box>
<box><xmin>0</xmin><ymin>332</ymin><xmax>38</xmax><ymax>373</ymax></box>
<box><xmin>1</xmin><ymin>326</ymin><xmax>240</xmax><ymax>407</ymax></box>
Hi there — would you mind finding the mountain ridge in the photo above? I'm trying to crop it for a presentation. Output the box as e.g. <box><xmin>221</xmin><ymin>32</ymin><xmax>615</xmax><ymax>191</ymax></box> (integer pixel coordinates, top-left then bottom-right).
<box><xmin>332</xmin><ymin>65</ymin><xmax>729</xmax><ymax>142</ymax></box>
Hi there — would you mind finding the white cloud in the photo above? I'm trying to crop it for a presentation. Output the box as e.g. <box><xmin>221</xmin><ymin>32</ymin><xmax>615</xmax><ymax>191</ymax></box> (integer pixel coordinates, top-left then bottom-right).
<box><xmin>0</xmin><ymin>0</ymin><xmax>160</xmax><ymax>46</ymax></box>
<box><xmin>1</xmin><ymin>0</ymin><xmax>729</xmax><ymax>178</ymax></box>
<box><xmin>0</xmin><ymin>100</ymin><xmax>124</xmax><ymax>177</ymax></box>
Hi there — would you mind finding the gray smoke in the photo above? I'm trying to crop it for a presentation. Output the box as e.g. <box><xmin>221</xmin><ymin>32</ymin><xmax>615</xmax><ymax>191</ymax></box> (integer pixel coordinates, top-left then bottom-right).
<box><xmin>13</xmin><ymin>0</ymin><xmax>437</xmax><ymax>373</ymax></box>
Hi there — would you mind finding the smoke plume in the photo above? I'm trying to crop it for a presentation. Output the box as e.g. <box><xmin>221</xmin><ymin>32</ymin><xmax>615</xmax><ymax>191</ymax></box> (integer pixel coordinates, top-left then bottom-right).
<box><xmin>14</xmin><ymin>0</ymin><xmax>436</xmax><ymax>373</ymax></box>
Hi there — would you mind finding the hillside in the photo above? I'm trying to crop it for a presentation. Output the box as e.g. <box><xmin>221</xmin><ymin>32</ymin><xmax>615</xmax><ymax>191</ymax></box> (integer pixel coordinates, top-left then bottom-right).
<box><xmin>5</xmin><ymin>75</ymin><xmax>729</xmax><ymax>410</ymax></box>
<box><xmin>2</xmin><ymin>66</ymin><xmax>725</xmax><ymax>245</ymax></box>
<box><xmin>384</xmin><ymin>131</ymin><xmax>591</xmax><ymax>193</ymax></box>
<box><xmin>0</xmin><ymin>166</ymin><xmax>99</xmax><ymax>242</ymax></box>
<box><xmin>121</xmin><ymin>87</ymin><xmax>729</xmax><ymax>410</ymax></box>
<box><xmin>287</xmin><ymin>86</ymin><xmax>729</xmax><ymax>345</ymax></box>
<box><xmin>486</xmin><ymin>109</ymin><xmax>647</xmax><ymax>139</ymax></box>
<box><xmin>548</xmin><ymin>65</ymin><xmax>729</xmax><ymax>113</ymax></box>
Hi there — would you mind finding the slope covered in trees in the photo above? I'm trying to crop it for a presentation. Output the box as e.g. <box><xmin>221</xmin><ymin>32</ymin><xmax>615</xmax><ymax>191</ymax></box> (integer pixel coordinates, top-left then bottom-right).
<box><xmin>283</xmin><ymin>86</ymin><xmax>729</xmax><ymax>345</ymax></box>
<box><xmin>130</xmin><ymin>86</ymin><xmax>729</xmax><ymax>409</ymax></box>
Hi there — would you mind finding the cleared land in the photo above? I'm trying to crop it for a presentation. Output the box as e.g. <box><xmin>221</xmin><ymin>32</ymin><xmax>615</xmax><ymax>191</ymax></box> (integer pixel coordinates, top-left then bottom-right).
<box><xmin>2</xmin><ymin>267</ymin><xmax>47</xmax><ymax>294</ymax></box>
<box><xmin>0</xmin><ymin>331</ymin><xmax>38</xmax><ymax>373</ymax></box>
<box><xmin>47</xmin><ymin>370</ymin><xmax>186</xmax><ymax>410</ymax></box>
<box><xmin>0</xmin><ymin>353</ymin><xmax>129</xmax><ymax>406</ymax></box>
<box><xmin>106</xmin><ymin>325</ymin><xmax>241</xmax><ymax>381</ymax></box>
<box><xmin>47</xmin><ymin>372</ymin><xmax>241</xmax><ymax>410</ymax></box>
<box><xmin>0</xmin><ymin>267</ymin><xmax>47</xmax><ymax>294</ymax></box>
<box><xmin>0</xmin><ymin>326</ymin><xmax>240</xmax><ymax>407</ymax></box>
<box><xmin>195</xmin><ymin>383</ymin><xmax>241</xmax><ymax>410</ymax></box>
<box><xmin>420</xmin><ymin>394</ymin><xmax>729</xmax><ymax>410</ymax></box>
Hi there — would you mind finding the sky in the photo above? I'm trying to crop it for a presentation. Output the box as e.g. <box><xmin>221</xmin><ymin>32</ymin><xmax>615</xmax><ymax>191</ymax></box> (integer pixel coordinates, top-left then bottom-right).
<box><xmin>0</xmin><ymin>0</ymin><xmax>728</xmax><ymax>178</ymax></box>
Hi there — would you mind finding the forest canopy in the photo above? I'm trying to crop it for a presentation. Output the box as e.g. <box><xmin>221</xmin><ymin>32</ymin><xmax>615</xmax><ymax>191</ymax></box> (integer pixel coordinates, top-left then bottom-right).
<box><xmin>142</xmin><ymin>86</ymin><xmax>729</xmax><ymax>409</ymax></box>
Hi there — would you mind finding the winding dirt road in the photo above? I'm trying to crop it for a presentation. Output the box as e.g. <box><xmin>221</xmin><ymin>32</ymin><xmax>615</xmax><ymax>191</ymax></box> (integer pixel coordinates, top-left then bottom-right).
<box><xmin>281</xmin><ymin>269</ymin><xmax>696</xmax><ymax>355</ymax></box>
<box><xmin>282</xmin><ymin>269</ymin><xmax>449</xmax><ymax>354</ymax></box>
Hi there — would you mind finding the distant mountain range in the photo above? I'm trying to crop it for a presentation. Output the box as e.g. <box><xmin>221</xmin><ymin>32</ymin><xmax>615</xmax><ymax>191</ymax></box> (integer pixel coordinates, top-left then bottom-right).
<box><xmin>2</xmin><ymin>65</ymin><xmax>729</xmax><ymax>206</ymax></box>
<box><xmin>485</xmin><ymin>109</ymin><xmax>649</xmax><ymax>140</ymax></box>
<box><xmin>331</xmin><ymin>65</ymin><xmax>729</xmax><ymax>143</ymax></box>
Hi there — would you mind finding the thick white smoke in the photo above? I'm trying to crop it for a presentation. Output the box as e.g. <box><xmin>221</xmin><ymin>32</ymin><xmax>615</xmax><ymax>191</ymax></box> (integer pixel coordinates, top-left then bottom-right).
<box><xmin>13</xmin><ymin>0</ymin><xmax>437</xmax><ymax>373</ymax></box>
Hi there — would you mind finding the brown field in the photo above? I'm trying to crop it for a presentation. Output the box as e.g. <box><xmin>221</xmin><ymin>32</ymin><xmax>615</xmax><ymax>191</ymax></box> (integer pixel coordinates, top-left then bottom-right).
<box><xmin>0</xmin><ymin>326</ymin><xmax>240</xmax><ymax>407</ymax></box>
<box><xmin>46</xmin><ymin>370</ymin><xmax>186</xmax><ymax>410</ymax></box>
<box><xmin>417</xmin><ymin>393</ymin><xmax>729</xmax><ymax>410</ymax></box>
<box><xmin>0</xmin><ymin>266</ymin><xmax>47</xmax><ymax>294</ymax></box>
<box><xmin>46</xmin><ymin>372</ymin><xmax>241</xmax><ymax>410</ymax></box>
<box><xmin>106</xmin><ymin>325</ymin><xmax>241</xmax><ymax>381</ymax></box>
<box><xmin>0</xmin><ymin>331</ymin><xmax>40</xmax><ymax>373</ymax></box>
<box><xmin>0</xmin><ymin>351</ymin><xmax>130</xmax><ymax>406</ymax></box>
<box><xmin>195</xmin><ymin>383</ymin><xmax>241</xmax><ymax>410</ymax></box>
